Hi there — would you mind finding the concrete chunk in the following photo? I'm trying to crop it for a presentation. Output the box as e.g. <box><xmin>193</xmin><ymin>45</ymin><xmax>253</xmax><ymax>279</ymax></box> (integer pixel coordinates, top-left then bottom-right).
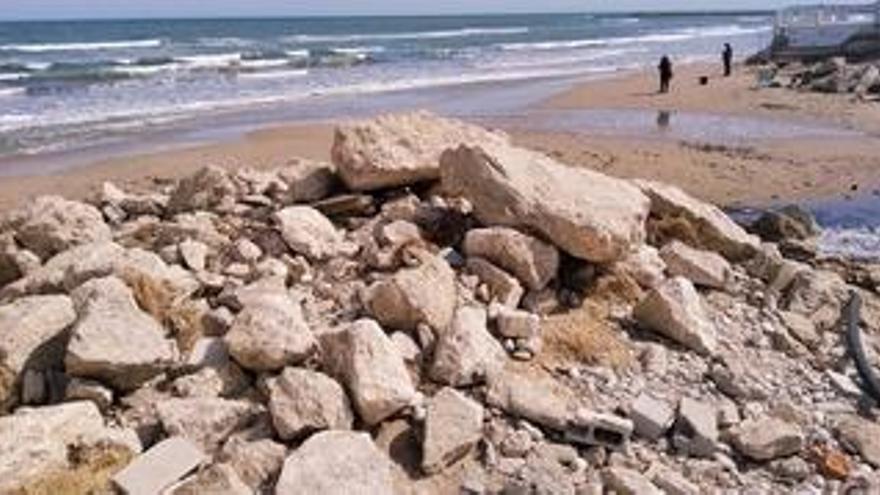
<box><xmin>113</xmin><ymin>436</ymin><xmax>206</xmax><ymax>495</ymax></box>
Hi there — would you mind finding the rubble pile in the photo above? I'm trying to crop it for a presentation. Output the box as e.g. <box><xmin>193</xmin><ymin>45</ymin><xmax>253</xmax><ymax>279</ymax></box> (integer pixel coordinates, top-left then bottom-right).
<box><xmin>0</xmin><ymin>110</ymin><xmax>879</xmax><ymax>494</ymax></box>
<box><xmin>772</xmin><ymin>57</ymin><xmax>880</xmax><ymax>98</ymax></box>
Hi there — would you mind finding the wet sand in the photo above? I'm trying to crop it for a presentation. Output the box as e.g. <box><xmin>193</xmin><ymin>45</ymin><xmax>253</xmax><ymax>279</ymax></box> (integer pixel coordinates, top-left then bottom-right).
<box><xmin>1</xmin><ymin>63</ymin><xmax>879</xmax><ymax>210</ymax></box>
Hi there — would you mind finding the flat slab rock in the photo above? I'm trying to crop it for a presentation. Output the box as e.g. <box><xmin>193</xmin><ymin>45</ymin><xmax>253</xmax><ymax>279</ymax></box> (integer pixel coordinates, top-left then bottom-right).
<box><xmin>634</xmin><ymin>277</ymin><xmax>717</xmax><ymax>356</ymax></box>
<box><xmin>441</xmin><ymin>142</ymin><xmax>649</xmax><ymax>263</ymax></box>
<box><xmin>275</xmin><ymin>430</ymin><xmax>395</xmax><ymax>495</ymax></box>
<box><xmin>113</xmin><ymin>436</ymin><xmax>206</xmax><ymax>495</ymax></box>
<box><xmin>422</xmin><ymin>387</ymin><xmax>484</xmax><ymax>474</ymax></box>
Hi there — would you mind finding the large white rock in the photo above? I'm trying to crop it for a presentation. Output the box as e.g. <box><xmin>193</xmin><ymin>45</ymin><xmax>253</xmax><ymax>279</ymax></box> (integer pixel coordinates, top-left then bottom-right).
<box><xmin>616</xmin><ymin>244</ymin><xmax>667</xmax><ymax>288</ymax></box>
<box><xmin>275</xmin><ymin>431</ymin><xmax>394</xmax><ymax>495</ymax></box>
<box><xmin>463</xmin><ymin>227</ymin><xmax>559</xmax><ymax>290</ymax></box>
<box><xmin>660</xmin><ymin>241</ymin><xmax>731</xmax><ymax>290</ymax></box>
<box><xmin>430</xmin><ymin>305</ymin><xmax>507</xmax><ymax>386</ymax></box>
<box><xmin>635</xmin><ymin>180</ymin><xmax>760</xmax><ymax>260</ymax></box>
<box><xmin>274</xmin><ymin>206</ymin><xmax>343</xmax><ymax>260</ymax></box>
<box><xmin>157</xmin><ymin>398</ymin><xmax>261</xmax><ymax>454</ymax></box>
<box><xmin>422</xmin><ymin>388</ymin><xmax>484</xmax><ymax>474</ymax></box>
<box><xmin>364</xmin><ymin>250</ymin><xmax>457</xmax><ymax>331</ymax></box>
<box><xmin>168</xmin><ymin>165</ymin><xmax>237</xmax><ymax>213</ymax></box>
<box><xmin>2</xmin><ymin>195</ymin><xmax>112</xmax><ymax>260</ymax></box>
<box><xmin>66</xmin><ymin>277</ymin><xmax>178</xmax><ymax>390</ymax></box>
<box><xmin>730</xmin><ymin>416</ymin><xmax>803</xmax><ymax>461</ymax></box>
<box><xmin>320</xmin><ymin>319</ymin><xmax>416</xmax><ymax>426</ymax></box>
<box><xmin>224</xmin><ymin>285</ymin><xmax>317</xmax><ymax>372</ymax></box>
<box><xmin>0</xmin><ymin>402</ymin><xmax>141</xmax><ymax>494</ymax></box>
<box><xmin>0</xmin><ymin>295</ymin><xmax>76</xmax><ymax>409</ymax></box>
<box><xmin>441</xmin><ymin>143</ymin><xmax>649</xmax><ymax>263</ymax></box>
<box><xmin>331</xmin><ymin>111</ymin><xmax>509</xmax><ymax>191</ymax></box>
<box><xmin>267</xmin><ymin>367</ymin><xmax>353</xmax><ymax>440</ymax></box>
<box><xmin>634</xmin><ymin>277</ymin><xmax>717</xmax><ymax>356</ymax></box>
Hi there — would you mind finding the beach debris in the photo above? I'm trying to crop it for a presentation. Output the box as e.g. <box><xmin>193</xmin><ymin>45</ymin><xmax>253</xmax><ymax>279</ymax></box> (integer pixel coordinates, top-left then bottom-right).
<box><xmin>442</xmin><ymin>142</ymin><xmax>650</xmax><ymax>262</ymax></box>
<box><xmin>332</xmin><ymin>110</ymin><xmax>508</xmax><ymax>191</ymax></box>
<box><xmin>0</xmin><ymin>112</ymin><xmax>877</xmax><ymax>494</ymax></box>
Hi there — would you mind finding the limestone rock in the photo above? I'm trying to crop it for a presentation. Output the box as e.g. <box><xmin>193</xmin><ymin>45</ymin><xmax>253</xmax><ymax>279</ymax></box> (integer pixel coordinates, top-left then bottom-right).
<box><xmin>441</xmin><ymin>143</ymin><xmax>649</xmax><ymax>263</ymax></box>
<box><xmin>219</xmin><ymin>435</ymin><xmax>286</xmax><ymax>491</ymax></box>
<box><xmin>634</xmin><ymin>277</ymin><xmax>717</xmax><ymax>356</ymax></box>
<box><xmin>157</xmin><ymin>398</ymin><xmax>261</xmax><ymax>453</ymax></box>
<box><xmin>113</xmin><ymin>436</ymin><xmax>205</xmax><ymax>495</ymax></box>
<box><xmin>463</xmin><ymin>227</ymin><xmax>559</xmax><ymax>290</ymax></box>
<box><xmin>364</xmin><ymin>250</ymin><xmax>457</xmax><ymax>331</ymax></box>
<box><xmin>274</xmin><ymin>206</ymin><xmax>343</xmax><ymax>260</ymax></box>
<box><xmin>0</xmin><ymin>295</ymin><xmax>76</xmax><ymax>409</ymax></box>
<box><xmin>331</xmin><ymin>111</ymin><xmax>508</xmax><ymax>191</ymax></box>
<box><xmin>179</xmin><ymin>239</ymin><xmax>209</xmax><ymax>272</ymax></box>
<box><xmin>836</xmin><ymin>415</ymin><xmax>880</xmax><ymax>467</ymax></box>
<box><xmin>636</xmin><ymin>180</ymin><xmax>759</xmax><ymax>260</ymax></box>
<box><xmin>603</xmin><ymin>467</ymin><xmax>662</xmax><ymax>495</ymax></box>
<box><xmin>66</xmin><ymin>277</ymin><xmax>178</xmax><ymax>391</ymax></box>
<box><xmin>224</xmin><ymin>287</ymin><xmax>317</xmax><ymax>372</ymax></box>
<box><xmin>466</xmin><ymin>257</ymin><xmax>524</xmax><ymax>308</ymax></box>
<box><xmin>422</xmin><ymin>388</ymin><xmax>484</xmax><ymax>474</ymax></box>
<box><xmin>486</xmin><ymin>369</ymin><xmax>574</xmax><ymax>431</ymax></box>
<box><xmin>168</xmin><ymin>165</ymin><xmax>236</xmax><ymax>213</ymax></box>
<box><xmin>267</xmin><ymin>367</ymin><xmax>353</xmax><ymax>440</ymax></box>
<box><xmin>321</xmin><ymin>319</ymin><xmax>416</xmax><ymax>426</ymax></box>
<box><xmin>430</xmin><ymin>305</ymin><xmax>507</xmax><ymax>386</ymax></box>
<box><xmin>730</xmin><ymin>416</ymin><xmax>803</xmax><ymax>461</ymax></box>
<box><xmin>275</xmin><ymin>431</ymin><xmax>394</xmax><ymax>495</ymax></box>
<box><xmin>3</xmin><ymin>195</ymin><xmax>112</xmax><ymax>260</ymax></box>
<box><xmin>273</xmin><ymin>159</ymin><xmax>339</xmax><ymax>203</ymax></box>
<box><xmin>660</xmin><ymin>241</ymin><xmax>731</xmax><ymax>290</ymax></box>
<box><xmin>631</xmin><ymin>393</ymin><xmax>675</xmax><ymax>441</ymax></box>
<box><xmin>617</xmin><ymin>244</ymin><xmax>667</xmax><ymax>288</ymax></box>
<box><xmin>496</xmin><ymin>307</ymin><xmax>540</xmax><ymax>339</ymax></box>
<box><xmin>673</xmin><ymin>397</ymin><xmax>718</xmax><ymax>458</ymax></box>
<box><xmin>0</xmin><ymin>402</ymin><xmax>141</xmax><ymax>494</ymax></box>
<box><xmin>170</xmin><ymin>463</ymin><xmax>251</xmax><ymax>495</ymax></box>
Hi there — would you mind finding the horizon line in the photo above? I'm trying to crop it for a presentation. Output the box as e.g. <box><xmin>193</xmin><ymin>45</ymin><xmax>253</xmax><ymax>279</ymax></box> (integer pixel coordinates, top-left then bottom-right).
<box><xmin>0</xmin><ymin>9</ymin><xmax>776</xmax><ymax>23</ymax></box>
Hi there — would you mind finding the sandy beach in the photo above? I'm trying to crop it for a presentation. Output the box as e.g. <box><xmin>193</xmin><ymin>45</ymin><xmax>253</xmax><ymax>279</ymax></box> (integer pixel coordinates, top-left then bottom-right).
<box><xmin>1</xmin><ymin>63</ymin><xmax>879</xmax><ymax>210</ymax></box>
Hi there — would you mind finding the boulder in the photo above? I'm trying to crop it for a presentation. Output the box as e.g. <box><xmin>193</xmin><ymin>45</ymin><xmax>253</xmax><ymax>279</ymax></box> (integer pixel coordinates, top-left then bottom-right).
<box><xmin>65</xmin><ymin>277</ymin><xmax>178</xmax><ymax>391</ymax></box>
<box><xmin>267</xmin><ymin>367</ymin><xmax>353</xmax><ymax>440</ymax></box>
<box><xmin>113</xmin><ymin>436</ymin><xmax>205</xmax><ymax>495</ymax></box>
<box><xmin>3</xmin><ymin>195</ymin><xmax>112</xmax><ymax>260</ymax></box>
<box><xmin>636</xmin><ymin>180</ymin><xmax>759</xmax><ymax>260</ymax></box>
<box><xmin>274</xmin><ymin>206</ymin><xmax>343</xmax><ymax>260</ymax></box>
<box><xmin>441</xmin><ymin>143</ymin><xmax>649</xmax><ymax>263</ymax></box>
<box><xmin>224</xmin><ymin>286</ymin><xmax>317</xmax><ymax>372</ymax></box>
<box><xmin>275</xmin><ymin>431</ymin><xmax>394</xmax><ymax>495</ymax></box>
<box><xmin>331</xmin><ymin>111</ymin><xmax>508</xmax><ymax>191</ymax></box>
<box><xmin>157</xmin><ymin>398</ymin><xmax>261</xmax><ymax>454</ymax></box>
<box><xmin>422</xmin><ymin>388</ymin><xmax>484</xmax><ymax>474</ymax></box>
<box><xmin>0</xmin><ymin>402</ymin><xmax>141</xmax><ymax>494</ymax></box>
<box><xmin>463</xmin><ymin>227</ymin><xmax>559</xmax><ymax>290</ymax></box>
<box><xmin>634</xmin><ymin>277</ymin><xmax>717</xmax><ymax>356</ymax></box>
<box><xmin>660</xmin><ymin>241</ymin><xmax>731</xmax><ymax>290</ymax></box>
<box><xmin>364</xmin><ymin>250</ymin><xmax>457</xmax><ymax>331</ymax></box>
<box><xmin>730</xmin><ymin>416</ymin><xmax>803</xmax><ymax>461</ymax></box>
<box><xmin>0</xmin><ymin>295</ymin><xmax>76</xmax><ymax>409</ymax></box>
<box><xmin>430</xmin><ymin>305</ymin><xmax>507</xmax><ymax>386</ymax></box>
<box><xmin>321</xmin><ymin>319</ymin><xmax>416</xmax><ymax>426</ymax></box>
<box><xmin>168</xmin><ymin>165</ymin><xmax>236</xmax><ymax>213</ymax></box>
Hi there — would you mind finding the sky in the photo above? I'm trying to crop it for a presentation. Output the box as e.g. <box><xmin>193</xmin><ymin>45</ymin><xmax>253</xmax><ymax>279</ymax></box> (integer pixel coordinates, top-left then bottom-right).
<box><xmin>0</xmin><ymin>0</ymin><xmax>872</xmax><ymax>21</ymax></box>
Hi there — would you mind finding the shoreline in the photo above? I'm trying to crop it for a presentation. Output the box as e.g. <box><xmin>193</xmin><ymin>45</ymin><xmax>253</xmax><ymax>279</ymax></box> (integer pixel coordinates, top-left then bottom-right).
<box><xmin>1</xmin><ymin>63</ymin><xmax>879</xmax><ymax>211</ymax></box>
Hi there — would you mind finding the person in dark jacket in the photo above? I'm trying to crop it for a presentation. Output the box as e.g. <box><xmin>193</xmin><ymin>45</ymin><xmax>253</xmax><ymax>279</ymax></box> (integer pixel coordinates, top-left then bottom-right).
<box><xmin>723</xmin><ymin>43</ymin><xmax>733</xmax><ymax>77</ymax></box>
<box><xmin>658</xmin><ymin>55</ymin><xmax>673</xmax><ymax>93</ymax></box>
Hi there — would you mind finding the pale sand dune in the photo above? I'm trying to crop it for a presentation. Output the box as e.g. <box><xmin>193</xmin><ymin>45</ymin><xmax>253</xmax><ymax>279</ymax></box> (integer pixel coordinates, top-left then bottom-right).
<box><xmin>0</xmin><ymin>63</ymin><xmax>878</xmax><ymax>210</ymax></box>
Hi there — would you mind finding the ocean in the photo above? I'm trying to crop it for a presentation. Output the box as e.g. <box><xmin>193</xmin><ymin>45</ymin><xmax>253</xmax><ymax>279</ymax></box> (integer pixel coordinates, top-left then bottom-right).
<box><xmin>0</xmin><ymin>13</ymin><xmax>775</xmax><ymax>157</ymax></box>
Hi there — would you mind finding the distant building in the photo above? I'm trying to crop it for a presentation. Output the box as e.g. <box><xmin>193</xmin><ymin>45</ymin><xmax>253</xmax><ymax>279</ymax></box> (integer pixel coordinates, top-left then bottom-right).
<box><xmin>770</xmin><ymin>1</ymin><xmax>880</xmax><ymax>60</ymax></box>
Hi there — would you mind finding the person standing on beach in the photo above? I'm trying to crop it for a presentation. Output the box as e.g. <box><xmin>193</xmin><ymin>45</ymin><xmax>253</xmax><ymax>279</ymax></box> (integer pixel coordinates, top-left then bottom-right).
<box><xmin>723</xmin><ymin>43</ymin><xmax>733</xmax><ymax>77</ymax></box>
<box><xmin>658</xmin><ymin>55</ymin><xmax>673</xmax><ymax>93</ymax></box>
